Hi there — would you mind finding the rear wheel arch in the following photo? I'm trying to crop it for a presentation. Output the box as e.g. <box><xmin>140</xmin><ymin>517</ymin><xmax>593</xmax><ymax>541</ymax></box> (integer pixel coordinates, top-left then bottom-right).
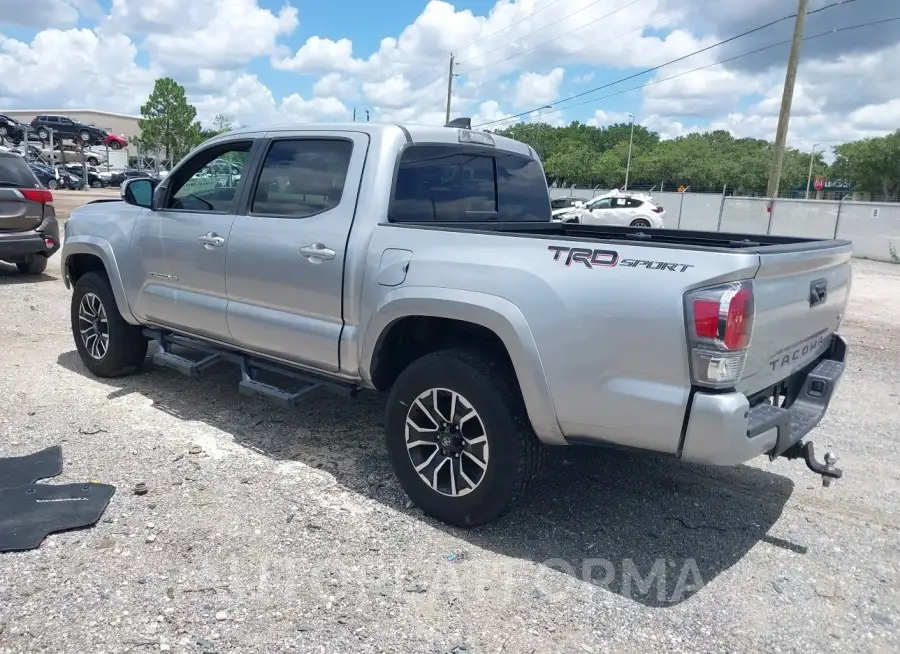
<box><xmin>362</xmin><ymin>293</ymin><xmax>566</xmax><ymax>446</ymax></box>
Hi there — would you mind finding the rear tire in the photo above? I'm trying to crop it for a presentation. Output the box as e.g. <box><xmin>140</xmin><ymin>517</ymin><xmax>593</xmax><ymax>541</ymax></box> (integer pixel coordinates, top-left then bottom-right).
<box><xmin>385</xmin><ymin>347</ymin><xmax>544</xmax><ymax>527</ymax></box>
<box><xmin>109</xmin><ymin>141</ymin><xmax>122</xmax><ymax>151</ymax></box>
<box><xmin>71</xmin><ymin>272</ymin><xmax>147</xmax><ymax>377</ymax></box>
<box><xmin>630</xmin><ymin>218</ymin><xmax>651</xmax><ymax>228</ymax></box>
<box><xmin>16</xmin><ymin>255</ymin><xmax>47</xmax><ymax>275</ymax></box>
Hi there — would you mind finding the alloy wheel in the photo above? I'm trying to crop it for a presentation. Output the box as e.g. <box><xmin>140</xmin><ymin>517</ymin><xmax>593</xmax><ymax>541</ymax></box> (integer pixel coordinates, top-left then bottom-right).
<box><xmin>78</xmin><ymin>292</ymin><xmax>109</xmax><ymax>359</ymax></box>
<box><xmin>405</xmin><ymin>388</ymin><xmax>490</xmax><ymax>497</ymax></box>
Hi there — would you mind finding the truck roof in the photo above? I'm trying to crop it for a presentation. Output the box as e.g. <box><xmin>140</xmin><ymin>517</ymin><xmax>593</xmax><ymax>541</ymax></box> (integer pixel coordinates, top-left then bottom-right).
<box><xmin>216</xmin><ymin>121</ymin><xmax>536</xmax><ymax>159</ymax></box>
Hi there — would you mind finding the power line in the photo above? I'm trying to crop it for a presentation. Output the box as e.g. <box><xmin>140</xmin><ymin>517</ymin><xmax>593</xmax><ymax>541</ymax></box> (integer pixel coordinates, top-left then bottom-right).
<box><xmin>457</xmin><ymin>0</ymin><xmax>612</xmax><ymax>66</ymax></box>
<box><xmin>393</xmin><ymin>72</ymin><xmax>450</xmax><ymax>110</ymax></box>
<box><xmin>454</xmin><ymin>0</ymin><xmax>568</xmax><ymax>55</ymax></box>
<box><xmin>397</xmin><ymin>0</ymin><xmax>712</xmax><ymax>110</ymax></box>
<box><xmin>480</xmin><ymin>15</ymin><xmax>898</xmax><ymax>127</ymax></box>
<box><xmin>474</xmin><ymin>0</ymin><xmax>861</xmax><ymax>128</ymax></box>
<box><xmin>461</xmin><ymin>0</ymin><xmax>646</xmax><ymax>76</ymax></box>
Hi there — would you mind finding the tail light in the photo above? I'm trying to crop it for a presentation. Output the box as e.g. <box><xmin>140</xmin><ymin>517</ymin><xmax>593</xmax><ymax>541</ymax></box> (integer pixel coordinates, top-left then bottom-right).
<box><xmin>17</xmin><ymin>188</ymin><xmax>53</xmax><ymax>204</ymax></box>
<box><xmin>652</xmin><ymin>205</ymin><xmax>664</xmax><ymax>213</ymax></box>
<box><xmin>684</xmin><ymin>280</ymin><xmax>755</xmax><ymax>388</ymax></box>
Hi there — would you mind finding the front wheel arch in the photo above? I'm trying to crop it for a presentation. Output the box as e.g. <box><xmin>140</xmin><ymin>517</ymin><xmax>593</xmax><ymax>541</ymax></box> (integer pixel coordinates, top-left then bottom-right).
<box><xmin>63</xmin><ymin>246</ymin><xmax>139</xmax><ymax>325</ymax></box>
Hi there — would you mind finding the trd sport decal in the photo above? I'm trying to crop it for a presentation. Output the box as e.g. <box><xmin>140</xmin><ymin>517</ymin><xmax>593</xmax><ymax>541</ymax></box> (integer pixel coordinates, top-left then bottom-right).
<box><xmin>548</xmin><ymin>245</ymin><xmax>617</xmax><ymax>267</ymax></box>
<box><xmin>547</xmin><ymin>246</ymin><xmax>693</xmax><ymax>272</ymax></box>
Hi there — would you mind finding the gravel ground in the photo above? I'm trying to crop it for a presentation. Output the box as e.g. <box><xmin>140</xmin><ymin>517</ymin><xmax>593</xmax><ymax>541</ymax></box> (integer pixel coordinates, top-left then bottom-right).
<box><xmin>0</xmin><ymin>251</ymin><xmax>898</xmax><ymax>654</ymax></box>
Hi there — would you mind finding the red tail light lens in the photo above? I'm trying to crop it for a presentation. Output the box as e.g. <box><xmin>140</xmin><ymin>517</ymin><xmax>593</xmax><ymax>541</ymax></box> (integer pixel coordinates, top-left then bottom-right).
<box><xmin>692</xmin><ymin>286</ymin><xmax>752</xmax><ymax>350</ymax></box>
<box><xmin>652</xmin><ymin>205</ymin><xmax>664</xmax><ymax>213</ymax></box>
<box><xmin>685</xmin><ymin>281</ymin><xmax>755</xmax><ymax>388</ymax></box>
<box><xmin>20</xmin><ymin>188</ymin><xmax>53</xmax><ymax>204</ymax></box>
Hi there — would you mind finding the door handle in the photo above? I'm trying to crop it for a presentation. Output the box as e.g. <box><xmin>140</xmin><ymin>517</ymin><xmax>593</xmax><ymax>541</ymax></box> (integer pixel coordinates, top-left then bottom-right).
<box><xmin>299</xmin><ymin>243</ymin><xmax>336</xmax><ymax>262</ymax></box>
<box><xmin>197</xmin><ymin>232</ymin><xmax>225</xmax><ymax>248</ymax></box>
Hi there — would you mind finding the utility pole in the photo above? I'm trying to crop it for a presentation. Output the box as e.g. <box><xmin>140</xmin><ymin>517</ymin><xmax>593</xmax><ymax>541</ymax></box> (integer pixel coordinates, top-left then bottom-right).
<box><xmin>805</xmin><ymin>143</ymin><xmax>820</xmax><ymax>199</ymax></box>
<box><xmin>766</xmin><ymin>0</ymin><xmax>809</xmax><ymax>199</ymax></box>
<box><xmin>445</xmin><ymin>52</ymin><xmax>456</xmax><ymax>125</ymax></box>
<box><xmin>624</xmin><ymin>112</ymin><xmax>635</xmax><ymax>191</ymax></box>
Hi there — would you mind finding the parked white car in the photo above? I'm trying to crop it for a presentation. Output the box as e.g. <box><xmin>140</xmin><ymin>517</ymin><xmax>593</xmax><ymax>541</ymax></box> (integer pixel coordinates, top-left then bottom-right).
<box><xmin>552</xmin><ymin>191</ymin><xmax>666</xmax><ymax>228</ymax></box>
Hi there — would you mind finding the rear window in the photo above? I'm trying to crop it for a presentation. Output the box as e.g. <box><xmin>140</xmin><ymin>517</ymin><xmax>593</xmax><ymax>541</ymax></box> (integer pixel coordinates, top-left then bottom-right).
<box><xmin>389</xmin><ymin>144</ymin><xmax>550</xmax><ymax>223</ymax></box>
<box><xmin>495</xmin><ymin>151</ymin><xmax>551</xmax><ymax>221</ymax></box>
<box><xmin>0</xmin><ymin>154</ymin><xmax>41</xmax><ymax>188</ymax></box>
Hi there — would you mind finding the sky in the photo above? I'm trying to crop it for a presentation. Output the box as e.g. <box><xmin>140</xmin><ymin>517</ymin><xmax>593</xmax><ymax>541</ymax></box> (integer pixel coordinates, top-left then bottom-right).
<box><xmin>0</xmin><ymin>0</ymin><xmax>897</xmax><ymax>154</ymax></box>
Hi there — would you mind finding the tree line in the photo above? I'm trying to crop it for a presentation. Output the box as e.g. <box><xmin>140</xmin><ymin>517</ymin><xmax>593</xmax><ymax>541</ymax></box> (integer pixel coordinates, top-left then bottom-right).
<box><xmin>130</xmin><ymin>77</ymin><xmax>899</xmax><ymax>198</ymax></box>
<box><xmin>491</xmin><ymin>122</ymin><xmax>900</xmax><ymax>197</ymax></box>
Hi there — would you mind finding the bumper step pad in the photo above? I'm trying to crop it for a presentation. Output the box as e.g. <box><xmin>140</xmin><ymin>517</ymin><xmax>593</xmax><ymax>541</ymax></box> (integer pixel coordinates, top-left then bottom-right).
<box><xmin>0</xmin><ymin>446</ymin><xmax>115</xmax><ymax>553</ymax></box>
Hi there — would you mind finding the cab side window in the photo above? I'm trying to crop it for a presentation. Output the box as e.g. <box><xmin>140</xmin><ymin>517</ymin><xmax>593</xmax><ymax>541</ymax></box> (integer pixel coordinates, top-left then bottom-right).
<box><xmin>250</xmin><ymin>139</ymin><xmax>354</xmax><ymax>218</ymax></box>
<box><xmin>166</xmin><ymin>141</ymin><xmax>252</xmax><ymax>213</ymax></box>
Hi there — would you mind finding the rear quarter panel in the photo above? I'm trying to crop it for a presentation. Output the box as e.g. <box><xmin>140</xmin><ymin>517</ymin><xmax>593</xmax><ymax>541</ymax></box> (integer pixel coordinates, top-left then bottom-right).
<box><xmin>358</xmin><ymin>225</ymin><xmax>762</xmax><ymax>453</ymax></box>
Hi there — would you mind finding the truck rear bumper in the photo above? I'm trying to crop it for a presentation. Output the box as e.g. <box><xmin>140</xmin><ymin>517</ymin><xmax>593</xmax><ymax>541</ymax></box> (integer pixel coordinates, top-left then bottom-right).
<box><xmin>681</xmin><ymin>334</ymin><xmax>847</xmax><ymax>467</ymax></box>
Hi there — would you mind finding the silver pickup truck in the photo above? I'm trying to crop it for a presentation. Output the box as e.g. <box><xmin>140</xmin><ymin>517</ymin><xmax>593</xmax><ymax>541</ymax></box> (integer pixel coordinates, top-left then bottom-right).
<box><xmin>61</xmin><ymin>120</ymin><xmax>851</xmax><ymax>527</ymax></box>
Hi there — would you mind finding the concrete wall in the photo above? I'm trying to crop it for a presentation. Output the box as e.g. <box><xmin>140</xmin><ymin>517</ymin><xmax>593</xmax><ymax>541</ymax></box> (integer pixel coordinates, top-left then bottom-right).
<box><xmin>549</xmin><ymin>188</ymin><xmax>900</xmax><ymax>263</ymax></box>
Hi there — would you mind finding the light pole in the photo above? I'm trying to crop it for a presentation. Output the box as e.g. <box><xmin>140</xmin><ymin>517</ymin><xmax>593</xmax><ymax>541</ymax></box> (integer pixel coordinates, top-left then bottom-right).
<box><xmin>624</xmin><ymin>112</ymin><xmax>635</xmax><ymax>191</ymax></box>
<box><xmin>805</xmin><ymin>143</ymin><xmax>820</xmax><ymax>199</ymax></box>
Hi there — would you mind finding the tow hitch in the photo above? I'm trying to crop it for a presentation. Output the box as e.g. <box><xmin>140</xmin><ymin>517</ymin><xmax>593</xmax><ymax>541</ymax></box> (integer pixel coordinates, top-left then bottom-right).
<box><xmin>783</xmin><ymin>441</ymin><xmax>842</xmax><ymax>487</ymax></box>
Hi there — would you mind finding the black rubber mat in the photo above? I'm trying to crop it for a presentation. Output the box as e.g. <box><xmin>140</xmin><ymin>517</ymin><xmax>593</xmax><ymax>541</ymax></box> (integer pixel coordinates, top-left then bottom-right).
<box><xmin>0</xmin><ymin>483</ymin><xmax>116</xmax><ymax>552</ymax></box>
<box><xmin>0</xmin><ymin>445</ymin><xmax>63</xmax><ymax>489</ymax></box>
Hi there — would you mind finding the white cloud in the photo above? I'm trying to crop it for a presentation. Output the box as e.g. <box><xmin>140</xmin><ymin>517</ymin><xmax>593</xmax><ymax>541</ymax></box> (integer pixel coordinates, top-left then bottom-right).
<box><xmin>849</xmin><ymin>99</ymin><xmax>900</xmax><ymax>131</ymax></box>
<box><xmin>313</xmin><ymin>73</ymin><xmax>357</xmax><ymax>98</ymax></box>
<box><xmin>0</xmin><ymin>28</ymin><xmax>158</xmax><ymax>112</ymax></box>
<box><xmin>1</xmin><ymin>0</ymin><xmax>81</xmax><ymax>28</ymax></box>
<box><xmin>192</xmin><ymin>74</ymin><xmax>349</xmax><ymax>127</ymax></box>
<box><xmin>362</xmin><ymin>74</ymin><xmax>411</xmax><ymax>107</ymax></box>
<box><xmin>587</xmin><ymin>109</ymin><xmax>633</xmax><ymax>128</ymax></box>
<box><xmin>514</xmin><ymin>68</ymin><xmax>564</xmax><ymax>109</ymax></box>
<box><xmin>0</xmin><ymin>0</ymin><xmax>897</xmax><ymax>150</ymax></box>
<box><xmin>108</xmin><ymin>0</ymin><xmax>298</xmax><ymax>69</ymax></box>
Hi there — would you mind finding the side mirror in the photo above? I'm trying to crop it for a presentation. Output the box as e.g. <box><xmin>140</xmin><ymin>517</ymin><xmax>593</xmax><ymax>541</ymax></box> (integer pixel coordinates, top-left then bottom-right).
<box><xmin>121</xmin><ymin>178</ymin><xmax>154</xmax><ymax>208</ymax></box>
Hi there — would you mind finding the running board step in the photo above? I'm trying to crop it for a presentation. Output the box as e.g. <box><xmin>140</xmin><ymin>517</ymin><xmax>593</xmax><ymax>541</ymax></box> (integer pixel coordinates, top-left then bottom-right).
<box><xmin>142</xmin><ymin>328</ymin><xmax>361</xmax><ymax>406</ymax></box>
<box><xmin>152</xmin><ymin>343</ymin><xmax>222</xmax><ymax>378</ymax></box>
<box><xmin>238</xmin><ymin>379</ymin><xmax>321</xmax><ymax>408</ymax></box>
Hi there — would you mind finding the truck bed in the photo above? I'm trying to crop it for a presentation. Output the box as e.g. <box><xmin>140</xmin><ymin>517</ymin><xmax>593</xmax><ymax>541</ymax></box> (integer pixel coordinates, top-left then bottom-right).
<box><xmin>398</xmin><ymin>220</ymin><xmax>851</xmax><ymax>253</ymax></box>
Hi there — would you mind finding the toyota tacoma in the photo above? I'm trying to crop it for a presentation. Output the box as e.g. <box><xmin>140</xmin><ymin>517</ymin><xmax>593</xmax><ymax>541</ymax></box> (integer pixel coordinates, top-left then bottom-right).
<box><xmin>60</xmin><ymin>120</ymin><xmax>851</xmax><ymax>527</ymax></box>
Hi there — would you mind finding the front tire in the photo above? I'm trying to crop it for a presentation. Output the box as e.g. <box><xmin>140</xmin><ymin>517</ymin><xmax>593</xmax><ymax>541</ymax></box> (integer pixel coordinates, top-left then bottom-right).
<box><xmin>79</xmin><ymin>130</ymin><xmax>91</xmax><ymax>142</ymax></box>
<box><xmin>385</xmin><ymin>348</ymin><xmax>543</xmax><ymax>527</ymax></box>
<box><xmin>109</xmin><ymin>141</ymin><xmax>122</xmax><ymax>150</ymax></box>
<box><xmin>47</xmin><ymin>178</ymin><xmax>58</xmax><ymax>190</ymax></box>
<box><xmin>71</xmin><ymin>272</ymin><xmax>147</xmax><ymax>377</ymax></box>
<box><xmin>16</xmin><ymin>255</ymin><xmax>47</xmax><ymax>275</ymax></box>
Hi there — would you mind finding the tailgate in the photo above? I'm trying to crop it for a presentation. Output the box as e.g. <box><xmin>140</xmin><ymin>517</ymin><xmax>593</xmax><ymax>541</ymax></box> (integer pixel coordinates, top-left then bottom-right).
<box><xmin>0</xmin><ymin>188</ymin><xmax>43</xmax><ymax>232</ymax></box>
<box><xmin>738</xmin><ymin>242</ymin><xmax>852</xmax><ymax>395</ymax></box>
